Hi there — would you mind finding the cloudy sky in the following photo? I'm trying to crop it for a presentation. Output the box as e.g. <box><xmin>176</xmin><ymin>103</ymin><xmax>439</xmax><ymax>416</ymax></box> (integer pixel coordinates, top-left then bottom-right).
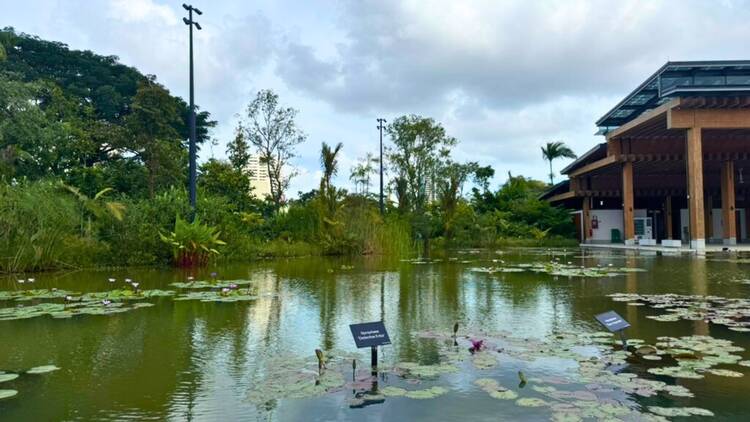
<box><xmin>4</xmin><ymin>0</ymin><xmax>750</xmax><ymax>195</ymax></box>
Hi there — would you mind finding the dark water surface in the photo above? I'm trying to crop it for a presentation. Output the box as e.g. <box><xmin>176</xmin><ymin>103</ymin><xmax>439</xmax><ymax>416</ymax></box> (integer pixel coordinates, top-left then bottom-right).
<box><xmin>2</xmin><ymin>248</ymin><xmax>750</xmax><ymax>421</ymax></box>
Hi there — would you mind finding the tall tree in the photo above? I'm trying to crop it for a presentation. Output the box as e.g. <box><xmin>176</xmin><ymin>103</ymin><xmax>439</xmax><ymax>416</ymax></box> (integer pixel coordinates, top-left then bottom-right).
<box><xmin>349</xmin><ymin>153</ymin><xmax>378</xmax><ymax>195</ymax></box>
<box><xmin>125</xmin><ymin>79</ymin><xmax>183</xmax><ymax>198</ymax></box>
<box><xmin>319</xmin><ymin>142</ymin><xmax>344</xmax><ymax>221</ymax></box>
<box><xmin>438</xmin><ymin>161</ymin><xmax>478</xmax><ymax>239</ymax></box>
<box><xmin>227</xmin><ymin>122</ymin><xmax>250</xmax><ymax>171</ymax></box>
<box><xmin>241</xmin><ymin>90</ymin><xmax>306</xmax><ymax>211</ymax></box>
<box><xmin>388</xmin><ymin>115</ymin><xmax>456</xmax><ymax>253</ymax></box>
<box><xmin>541</xmin><ymin>141</ymin><xmax>576</xmax><ymax>185</ymax></box>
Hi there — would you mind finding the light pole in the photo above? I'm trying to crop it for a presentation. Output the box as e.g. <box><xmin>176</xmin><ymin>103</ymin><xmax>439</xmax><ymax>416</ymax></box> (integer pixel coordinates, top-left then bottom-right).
<box><xmin>183</xmin><ymin>4</ymin><xmax>202</xmax><ymax>220</ymax></box>
<box><xmin>377</xmin><ymin>118</ymin><xmax>386</xmax><ymax>215</ymax></box>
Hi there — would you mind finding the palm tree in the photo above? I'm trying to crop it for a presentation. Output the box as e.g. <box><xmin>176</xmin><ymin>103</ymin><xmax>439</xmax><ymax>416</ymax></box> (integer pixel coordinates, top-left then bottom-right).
<box><xmin>320</xmin><ymin>142</ymin><xmax>343</xmax><ymax>191</ymax></box>
<box><xmin>541</xmin><ymin>141</ymin><xmax>577</xmax><ymax>185</ymax></box>
<box><xmin>319</xmin><ymin>142</ymin><xmax>343</xmax><ymax>216</ymax></box>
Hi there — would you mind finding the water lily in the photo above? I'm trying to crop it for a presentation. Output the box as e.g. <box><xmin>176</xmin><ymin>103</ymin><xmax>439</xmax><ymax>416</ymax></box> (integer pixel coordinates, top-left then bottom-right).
<box><xmin>27</xmin><ymin>278</ymin><xmax>35</xmax><ymax>283</ymax></box>
<box><xmin>187</xmin><ymin>276</ymin><xmax>194</xmax><ymax>281</ymax></box>
<box><xmin>470</xmin><ymin>339</ymin><xmax>484</xmax><ymax>353</ymax></box>
<box><xmin>17</xmin><ymin>279</ymin><xmax>25</xmax><ymax>284</ymax></box>
<box><xmin>220</xmin><ymin>287</ymin><xmax>231</xmax><ymax>294</ymax></box>
<box><xmin>108</xmin><ymin>278</ymin><xmax>115</xmax><ymax>283</ymax></box>
<box><xmin>124</xmin><ymin>278</ymin><xmax>132</xmax><ymax>283</ymax></box>
<box><xmin>229</xmin><ymin>283</ymin><xmax>238</xmax><ymax>289</ymax></box>
<box><xmin>102</xmin><ymin>299</ymin><xmax>112</xmax><ymax>306</ymax></box>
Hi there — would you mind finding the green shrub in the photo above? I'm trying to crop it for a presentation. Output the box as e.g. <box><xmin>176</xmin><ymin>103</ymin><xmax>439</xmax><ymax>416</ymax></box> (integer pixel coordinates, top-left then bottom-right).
<box><xmin>159</xmin><ymin>216</ymin><xmax>226</xmax><ymax>267</ymax></box>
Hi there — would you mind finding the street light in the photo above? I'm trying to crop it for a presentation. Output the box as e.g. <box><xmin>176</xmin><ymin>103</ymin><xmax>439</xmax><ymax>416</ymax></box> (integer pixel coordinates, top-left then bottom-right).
<box><xmin>183</xmin><ymin>4</ymin><xmax>202</xmax><ymax>220</ymax></box>
<box><xmin>377</xmin><ymin>118</ymin><xmax>386</xmax><ymax>215</ymax></box>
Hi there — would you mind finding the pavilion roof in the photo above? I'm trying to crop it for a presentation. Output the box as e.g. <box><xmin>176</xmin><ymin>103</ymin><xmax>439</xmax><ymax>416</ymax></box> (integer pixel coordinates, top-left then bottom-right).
<box><xmin>597</xmin><ymin>60</ymin><xmax>750</xmax><ymax>132</ymax></box>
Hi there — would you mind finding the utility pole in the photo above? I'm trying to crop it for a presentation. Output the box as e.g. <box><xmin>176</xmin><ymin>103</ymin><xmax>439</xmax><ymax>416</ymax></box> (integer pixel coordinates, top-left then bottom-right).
<box><xmin>183</xmin><ymin>4</ymin><xmax>202</xmax><ymax>221</ymax></box>
<box><xmin>377</xmin><ymin>118</ymin><xmax>386</xmax><ymax>215</ymax></box>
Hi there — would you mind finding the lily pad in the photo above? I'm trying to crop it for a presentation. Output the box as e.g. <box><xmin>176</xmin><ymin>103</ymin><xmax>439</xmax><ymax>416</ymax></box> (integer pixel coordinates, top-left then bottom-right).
<box><xmin>404</xmin><ymin>386</ymin><xmax>449</xmax><ymax>399</ymax></box>
<box><xmin>516</xmin><ymin>397</ymin><xmax>548</xmax><ymax>407</ymax></box>
<box><xmin>0</xmin><ymin>389</ymin><xmax>18</xmax><ymax>400</ymax></box>
<box><xmin>0</xmin><ymin>373</ymin><xmax>19</xmax><ymax>383</ymax></box>
<box><xmin>26</xmin><ymin>365</ymin><xmax>60</xmax><ymax>374</ymax></box>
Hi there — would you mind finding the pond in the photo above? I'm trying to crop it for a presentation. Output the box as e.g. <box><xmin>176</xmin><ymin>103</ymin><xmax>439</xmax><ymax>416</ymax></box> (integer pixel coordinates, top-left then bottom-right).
<box><xmin>2</xmin><ymin>248</ymin><xmax>750</xmax><ymax>421</ymax></box>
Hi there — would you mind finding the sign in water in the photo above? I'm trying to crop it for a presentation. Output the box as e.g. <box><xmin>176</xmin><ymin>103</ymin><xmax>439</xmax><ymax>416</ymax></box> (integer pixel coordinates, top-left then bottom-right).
<box><xmin>595</xmin><ymin>310</ymin><xmax>630</xmax><ymax>348</ymax></box>
<box><xmin>349</xmin><ymin>321</ymin><xmax>391</xmax><ymax>348</ymax></box>
<box><xmin>595</xmin><ymin>311</ymin><xmax>631</xmax><ymax>332</ymax></box>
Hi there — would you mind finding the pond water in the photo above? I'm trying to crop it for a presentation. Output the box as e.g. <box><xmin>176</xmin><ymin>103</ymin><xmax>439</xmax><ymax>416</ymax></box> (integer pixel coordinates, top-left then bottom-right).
<box><xmin>2</xmin><ymin>248</ymin><xmax>750</xmax><ymax>421</ymax></box>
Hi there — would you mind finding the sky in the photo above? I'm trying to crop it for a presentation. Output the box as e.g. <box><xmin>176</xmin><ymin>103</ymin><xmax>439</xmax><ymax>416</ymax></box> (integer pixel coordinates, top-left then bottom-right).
<box><xmin>3</xmin><ymin>0</ymin><xmax>750</xmax><ymax>195</ymax></box>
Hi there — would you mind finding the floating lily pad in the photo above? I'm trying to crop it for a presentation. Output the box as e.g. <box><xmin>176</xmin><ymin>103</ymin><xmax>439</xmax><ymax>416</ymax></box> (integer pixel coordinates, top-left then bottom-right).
<box><xmin>26</xmin><ymin>365</ymin><xmax>60</xmax><ymax>374</ymax></box>
<box><xmin>404</xmin><ymin>386</ymin><xmax>448</xmax><ymax>399</ymax></box>
<box><xmin>379</xmin><ymin>386</ymin><xmax>407</xmax><ymax>397</ymax></box>
<box><xmin>0</xmin><ymin>389</ymin><xmax>17</xmax><ymax>400</ymax></box>
<box><xmin>648</xmin><ymin>406</ymin><xmax>714</xmax><ymax>417</ymax></box>
<box><xmin>0</xmin><ymin>373</ymin><xmax>18</xmax><ymax>383</ymax></box>
<box><xmin>706</xmin><ymin>368</ymin><xmax>743</xmax><ymax>377</ymax></box>
<box><xmin>516</xmin><ymin>397</ymin><xmax>548</xmax><ymax>407</ymax></box>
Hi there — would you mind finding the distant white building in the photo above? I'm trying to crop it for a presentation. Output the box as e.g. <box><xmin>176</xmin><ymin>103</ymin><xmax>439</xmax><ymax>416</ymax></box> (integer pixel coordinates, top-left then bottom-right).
<box><xmin>245</xmin><ymin>154</ymin><xmax>272</xmax><ymax>199</ymax></box>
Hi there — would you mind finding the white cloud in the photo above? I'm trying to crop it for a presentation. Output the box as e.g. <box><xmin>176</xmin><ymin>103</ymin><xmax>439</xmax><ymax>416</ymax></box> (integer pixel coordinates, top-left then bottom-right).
<box><xmin>4</xmin><ymin>0</ymin><xmax>750</xmax><ymax>195</ymax></box>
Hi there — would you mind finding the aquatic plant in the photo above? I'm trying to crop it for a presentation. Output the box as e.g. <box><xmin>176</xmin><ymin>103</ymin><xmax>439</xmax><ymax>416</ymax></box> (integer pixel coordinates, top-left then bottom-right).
<box><xmin>159</xmin><ymin>216</ymin><xmax>226</xmax><ymax>267</ymax></box>
<box><xmin>610</xmin><ymin>292</ymin><xmax>750</xmax><ymax>331</ymax></box>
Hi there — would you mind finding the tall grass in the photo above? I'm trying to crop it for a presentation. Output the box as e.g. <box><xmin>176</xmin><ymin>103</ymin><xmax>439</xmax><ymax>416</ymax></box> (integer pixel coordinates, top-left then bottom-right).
<box><xmin>0</xmin><ymin>181</ymin><xmax>103</xmax><ymax>273</ymax></box>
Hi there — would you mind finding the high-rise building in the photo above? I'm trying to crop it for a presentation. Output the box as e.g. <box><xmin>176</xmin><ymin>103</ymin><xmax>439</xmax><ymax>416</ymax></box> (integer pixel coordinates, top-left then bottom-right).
<box><xmin>245</xmin><ymin>155</ymin><xmax>272</xmax><ymax>199</ymax></box>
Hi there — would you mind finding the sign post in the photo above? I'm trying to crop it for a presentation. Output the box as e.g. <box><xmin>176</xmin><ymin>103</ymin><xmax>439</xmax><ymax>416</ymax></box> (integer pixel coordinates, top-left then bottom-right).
<box><xmin>594</xmin><ymin>310</ymin><xmax>630</xmax><ymax>349</ymax></box>
<box><xmin>350</xmin><ymin>321</ymin><xmax>391</xmax><ymax>372</ymax></box>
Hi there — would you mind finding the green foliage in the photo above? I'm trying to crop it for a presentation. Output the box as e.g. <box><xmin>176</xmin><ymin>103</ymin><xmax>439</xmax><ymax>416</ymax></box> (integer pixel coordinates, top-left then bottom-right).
<box><xmin>159</xmin><ymin>216</ymin><xmax>226</xmax><ymax>267</ymax></box>
<box><xmin>239</xmin><ymin>89</ymin><xmax>306</xmax><ymax>211</ymax></box>
<box><xmin>0</xmin><ymin>181</ymin><xmax>105</xmax><ymax>273</ymax></box>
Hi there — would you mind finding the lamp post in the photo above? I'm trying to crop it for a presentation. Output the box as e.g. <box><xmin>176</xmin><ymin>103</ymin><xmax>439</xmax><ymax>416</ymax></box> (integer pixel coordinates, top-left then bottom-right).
<box><xmin>377</xmin><ymin>118</ymin><xmax>386</xmax><ymax>215</ymax></box>
<box><xmin>183</xmin><ymin>4</ymin><xmax>202</xmax><ymax>220</ymax></box>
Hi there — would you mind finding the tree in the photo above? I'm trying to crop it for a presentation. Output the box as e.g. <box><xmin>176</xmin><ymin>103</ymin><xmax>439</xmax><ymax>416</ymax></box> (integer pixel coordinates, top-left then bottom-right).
<box><xmin>198</xmin><ymin>158</ymin><xmax>255</xmax><ymax>211</ymax></box>
<box><xmin>318</xmin><ymin>141</ymin><xmax>344</xmax><ymax>223</ymax></box>
<box><xmin>387</xmin><ymin>115</ymin><xmax>456</xmax><ymax>253</ymax></box>
<box><xmin>349</xmin><ymin>153</ymin><xmax>377</xmax><ymax>195</ymax></box>
<box><xmin>227</xmin><ymin>122</ymin><xmax>250</xmax><ymax>171</ymax></box>
<box><xmin>437</xmin><ymin>161</ymin><xmax>478</xmax><ymax>239</ymax></box>
<box><xmin>241</xmin><ymin>90</ymin><xmax>305</xmax><ymax>211</ymax></box>
<box><xmin>541</xmin><ymin>141</ymin><xmax>576</xmax><ymax>185</ymax></box>
<box><xmin>125</xmin><ymin>79</ymin><xmax>184</xmax><ymax>198</ymax></box>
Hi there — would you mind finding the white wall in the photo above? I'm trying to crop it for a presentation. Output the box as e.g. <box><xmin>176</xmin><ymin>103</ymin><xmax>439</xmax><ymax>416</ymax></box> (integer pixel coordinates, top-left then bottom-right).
<box><xmin>589</xmin><ymin>209</ymin><xmax>624</xmax><ymax>242</ymax></box>
<box><xmin>680</xmin><ymin>208</ymin><xmax>748</xmax><ymax>241</ymax></box>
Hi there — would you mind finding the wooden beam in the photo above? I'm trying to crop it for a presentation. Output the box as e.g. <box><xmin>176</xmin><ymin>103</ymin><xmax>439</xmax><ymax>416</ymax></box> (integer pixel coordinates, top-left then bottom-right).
<box><xmin>686</xmin><ymin>127</ymin><xmax>705</xmax><ymax>249</ymax></box>
<box><xmin>622</xmin><ymin>162</ymin><xmax>635</xmax><ymax>244</ymax></box>
<box><xmin>568</xmin><ymin>155</ymin><xmax>618</xmax><ymax>178</ymax></box>
<box><xmin>607</xmin><ymin>98</ymin><xmax>681</xmax><ymax>141</ymax></box>
<box><xmin>668</xmin><ymin>108</ymin><xmax>750</xmax><ymax>129</ymax></box>
<box><xmin>547</xmin><ymin>191</ymin><xmax>576</xmax><ymax>203</ymax></box>
<box><xmin>721</xmin><ymin>161</ymin><xmax>737</xmax><ymax>244</ymax></box>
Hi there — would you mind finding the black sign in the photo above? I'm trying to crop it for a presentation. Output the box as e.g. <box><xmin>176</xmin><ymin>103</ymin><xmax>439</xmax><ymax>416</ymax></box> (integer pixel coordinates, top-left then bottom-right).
<box><xmin>350</xmin><ymin>321</ymin><xmax>391</xmax><ymax>348</ymax></box>
<box><xmin>595</xmin><ymin>311</ymin><xmax>630</xmax><ymax>332</ymax></box>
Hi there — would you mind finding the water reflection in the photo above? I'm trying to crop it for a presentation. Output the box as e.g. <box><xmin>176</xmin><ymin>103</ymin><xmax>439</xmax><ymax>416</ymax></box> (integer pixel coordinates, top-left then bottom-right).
<box><xmin>1</xmin><ymin>251</ymin><xmax>750</xmax><ymax>420</ymax></box>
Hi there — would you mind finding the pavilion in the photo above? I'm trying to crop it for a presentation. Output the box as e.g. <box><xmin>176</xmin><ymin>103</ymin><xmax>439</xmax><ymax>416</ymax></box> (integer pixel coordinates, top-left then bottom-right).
<box><xmin>543</xmin><ymin>61</ymin><xmax>750</xmax><ymax>251</ymax></box>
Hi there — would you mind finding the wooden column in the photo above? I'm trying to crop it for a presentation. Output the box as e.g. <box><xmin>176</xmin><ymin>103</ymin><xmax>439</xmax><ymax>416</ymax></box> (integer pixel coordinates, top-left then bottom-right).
<box><xmin>665</xmin><ymin>196</ymin><xmax>673</xmax><ymax>240</ymax></box>
<box><xmin>686</xmin><ymin>128</ymin><xmax>705</xmax><ymax>250</ymax></box>
<box><xmin>622</xmin><ymin>162</ymin><xmax>635</xmax><ymax>244</ymax></box>
<box><xmin>582</xmin><ymin>197</ymin><xmax>591</xmax><ymax>243</ymax></box>
<box><xmin>721</xmin><ymin>161</ymin><xmax>737</xmax><ymax>245</ymax></box>
<box><xmin>705</xmin><ymin>195</ymin><xmax>713</xmax><ymax>241</ymax></box>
